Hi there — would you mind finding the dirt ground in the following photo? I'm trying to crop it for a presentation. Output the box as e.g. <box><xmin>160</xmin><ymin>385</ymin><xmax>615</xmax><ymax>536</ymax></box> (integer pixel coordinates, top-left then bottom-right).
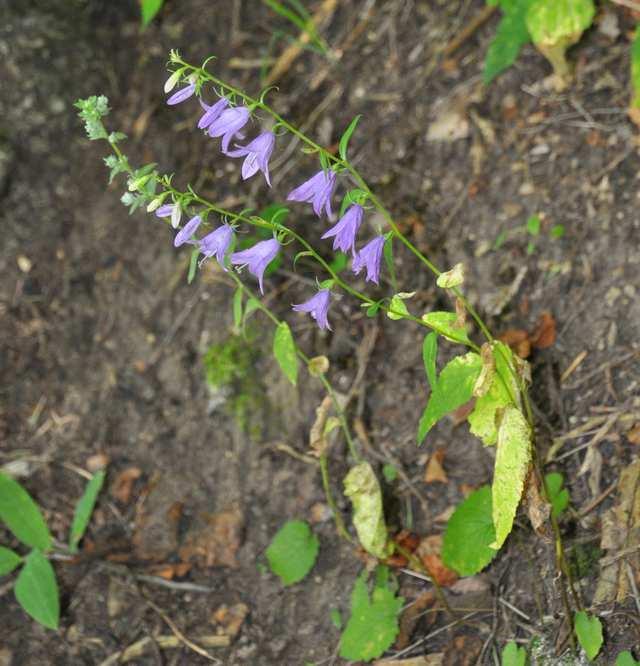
<box><xmin>1</xmin><ymin>1</ymin><xmax>640</xmax><ymax>664</ymax></box>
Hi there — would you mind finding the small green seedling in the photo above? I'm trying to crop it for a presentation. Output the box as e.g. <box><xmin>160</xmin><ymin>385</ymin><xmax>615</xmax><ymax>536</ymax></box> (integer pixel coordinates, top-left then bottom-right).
<box><xmin>574</xmin><ymin>611</ymin><xmax>603</xmax><ymax>661</ymax></box>
<box><xmin>494</xmin><ymin>214</ymin><xmax>564</xmax><ymax>253</ymax></box>
<box><xmin>502</xmin><ymin>640</ymin><xmax>527</xmax><ymax>666</ymax></box>
<box><xmin>545</xmin><ymin>472</ymin><xmax>569</xmax><ymax>518</ymax></box>
<box><xmin>266</xmin><ymin>520</ymin><xmax>319</xmax><ymax>585</ymax></box>
<box><xmin>616</xmin><ymin>651</ymin><xmax>640</xmax><ymax>666</ymax></box>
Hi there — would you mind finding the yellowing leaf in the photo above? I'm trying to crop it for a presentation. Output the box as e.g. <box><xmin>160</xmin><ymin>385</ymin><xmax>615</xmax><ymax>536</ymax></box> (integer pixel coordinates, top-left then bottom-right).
<box><xmin>343</xmin><ymin>463</ymin><xmax>392</xmax><ymax>558</ymax></box>
<box><xmin>421</xmin><ymin>311</ymin><xmax>471</xmax><ymax>345</ymax></box>
<box><xmin>436</xmin><ymin>263</ymin><xmax>465</xmax><ymax>289</ymax></box>
<box><xmin>491</xmin><ymin>406</ymin><xmax>532</xmax><ymax>549</ymax></box>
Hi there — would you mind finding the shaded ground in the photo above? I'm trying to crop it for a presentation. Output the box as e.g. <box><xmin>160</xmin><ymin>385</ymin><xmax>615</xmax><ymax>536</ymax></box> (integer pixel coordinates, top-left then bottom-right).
<box><xmin>1</xmin><ymin>0</ymin><xmax>639</xmax><ymax>664</ymax></box>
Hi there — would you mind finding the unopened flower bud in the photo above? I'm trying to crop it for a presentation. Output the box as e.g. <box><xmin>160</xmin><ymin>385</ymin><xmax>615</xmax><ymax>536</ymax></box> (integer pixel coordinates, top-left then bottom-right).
<box><xmin>164</xmin><ymin>70</ymin><xmax>182</xmax><ymax>94</ymax></box>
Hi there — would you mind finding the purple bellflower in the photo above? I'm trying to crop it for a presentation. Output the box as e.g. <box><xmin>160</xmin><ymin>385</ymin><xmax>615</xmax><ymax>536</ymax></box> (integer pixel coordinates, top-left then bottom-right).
<box><xmin>352</xmin><ymin>235</ymin><xmax>385</xmax><ymax>284</ymax></box>
<box><xmin>321</xmin><ymin>204</ymin><xmax>363</xmax><ymax>255</ymax></box>
<box><xmin>155</xmin><ymin>203</ymin><xmax>182</xmax><ymax>229</ymax></box>
<box><xmin>292</xmin><ymin>289</ymin><xmax>332</xmax><ymax>331</ymax></box>
<box><xmin>174</xmin><ymin>215</ymin><xmax>202</xmax><ymax>248</ymax></box>
<box><xmin>167</xmin><ymin>83</ymin><xmax>196</xmax><ymax>106</ymax></box>
<box><xmin>230</xmin><ymin>238</ymin><xmax>279</xmax><ymax>294</ymax></box>
<box><xmin>226</xmin><ymin>131</ymin><xmax>276</xmax><ymax>187</ymax></box>
<box><xmin>286</xmin><ymin>169</ymin><xmax>337</xmax><ymax>218</ymax></box>
<box><xmin>208</xmin><ymin>106</ymin><xmax>251</xmax><ymax>153</ymax></box>
<box><xmin>199</xmin><ymin>224</ymin><xmax>234</xmax><ymax>270</ymax></box>
<box><xmin>198</xmin><ymin>97</ymin><xmax>229</xmax><ymax>130</ymax></box>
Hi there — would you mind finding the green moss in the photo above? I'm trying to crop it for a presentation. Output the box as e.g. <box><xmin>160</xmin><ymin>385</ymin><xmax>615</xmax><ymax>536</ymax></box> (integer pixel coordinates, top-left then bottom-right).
<box><xmin>569</xmin><ymin>543</ymin><xmax>602</xmax><ymax>581</ymax></box>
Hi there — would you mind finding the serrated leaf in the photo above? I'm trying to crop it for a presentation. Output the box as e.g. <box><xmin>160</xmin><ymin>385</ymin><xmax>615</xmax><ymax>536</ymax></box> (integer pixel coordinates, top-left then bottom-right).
<box><xmin>526</xmin><ymin>0</ymin><xmax>595</xmax><ymax>48</ymax></box>
<box><xmin>484</xmin><ymin>0</ymin><xmax>533</xmax><ymax>85</ymax></box>
<box><xmin>339</xmin><ymin>566</ymin><xmax>404</xmax><ymax>661</ymax></box>
<box><xmin>442</xmin><ymin>486</ymin><xmax>497</xmax><ymax>576</ymax></box>
<box><xmin>140</xmin><ymin>0</ymin><xmax>164</xmax><ymax>27</ymax></box>
<box><xmin>422</xmin><ymin>332</ymin><xmax>438</xmax><ymax>389</ymax></box>
<box><xmin>545</xmin><ymin>472</ymin><xmax>569</xmax><ymax>518</ymax></box>
<box><xmin>418</xmin><ymin>352</ymin><xmax>482</xmax><ymax>445</ymax></box>
<box><xmin>266</xmin><ymin>520</ymin><xmax>319</xmax><ymax>586</ymax></box>
<box><xmin>468</xmin><ymin>342</ymin><xmax>517</xmax><ymax>446</ymax></box>
<box><xmin>0</xmin><ymin>547</ymin><xmax>22</xmax><ymax>575</ymax></box>
<box><xmin>69</xmin><ymin>470</ymin><xmax>106</xmax><ymax>553</ymax></box>
<box><xmin>421</xmin><ymin>311</ymin><xmax>471</xmax><ymax>345</ymax></box>
<box><xmin>338</xmin><ymin>115</ymin><xmax>362</xmax><ymax>161</ymax></box>
<box><xmin>491</xmin><ymin>406</ymin><xmax>532</xmax><ymax>549</ymax></box>
<box><xmin>343</xmin><ymin>463</ymin><xmax>392</xmax><ymax>558</ymax></box>
<box><xmin>14</xmin><ymin>550</ymin><xmax>59</xmax><ymax>629</ymax></box>
<box><xmin>0</xmin><ymin>473</ymin><xmax>51</xmax><ymax>552</ymax></box>
<box><xmin>436</xmin><ymin>263</ymin><xmax>465</xmax><ymax>288</ymax></box>
<box><xmin>616</xmin><ymin>651</ymin><xmax>640</xmax><ymax>666</ymax></box>
<box><xmin>574</xmin><ymin>611</ymin><xmax>603</xmax><ymax>661</ymax></box>
<box><xmin>501</xmin><ymin>640</ymin><xmax>527</xmax><ymax>666</ymax></box>
<box><xmin>273</xmin><ymin>322</ymin><xmax>298</xmax><ymax>386</ymax></box>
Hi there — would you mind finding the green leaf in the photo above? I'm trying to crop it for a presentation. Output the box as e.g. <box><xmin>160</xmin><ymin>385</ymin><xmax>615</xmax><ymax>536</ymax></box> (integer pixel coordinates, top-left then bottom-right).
<box><xmin>421</xmin><ymin>311</ymin><xmax>471</xmax><ymax>345</ymax></box>
<box><xmin>442</xmin><ymin>486</ymin><xmax>497</xmax><ymax>576</ymax></box>
<box><xmin>339</xmin><ymin>566</ymin><xmax>404</xmax><ymax>661</ymax></box>
<box><xmin>69</xmin><ymin>470</ymin><xmax>106</xmax><ymax>553</ymax></box>
<box><xmin>545</xmin><ymin>472</ymin><xmax>569</xmax><ymax>518</ymax></box>
<box><xmin>14</xmin><ymin>550</ymin><xmax>59</xmax><ymax>629</ymax></box>
<box><xmin>0</xmin><ymin>473</ymin><xmax>51</xmax><ymax>551</ymax></box>
<box><xmin>632</xmin><ymin>27</ymin><xmax>640</xmax><ymax>108</ymax></box>
<box><xmin>343</xmin><ymin>463</ymin><xmax>392</xmax><ymax>558</ymax></box>
<box><xmin>273</xmin><ymin>322</ymin><xmax>298</xmax><ymax>386</ymax></box>
<box><xmin>422</xmin><ymin>332</ymin><xmax>438</xmax><ymax>389</ymax></box>
<box><xmin>232</xmin><ymin>287</ymin><xmax>243</xmax><ymax>331</ymax></box>
<box><xmin>418</xmin><ymin>352</ymin><xmax>482</xmax><ymax>445</ymax></box>
<box><xmin>265</xmin><ymin>520</ymin><xmax>319</xmax><ymax>586</ymax></box>
<box><xmin>574</xmin><ymin>611</ymin><xmax>603</xmax><ymax>661</ymax></box>
<box><xmin>338</xmin><ymin>115</ymin><xmax>362</xmax><ymax>161</ymax></box>
<box><xmin>616</xmin><ymin>651</ymin><xmax>640</xmax><ymax>666</ymax></box>
<box><xmin>187</xmin><ymin>248</ymin><xmax>199</xmax><ymax>284</ymax></box>
<box><xmin>339</xmin><ymin>189</ymin><xmax>368</xmax><ymax>217</ymax></box>
<box><xmin>140</xmin><ymin>0</ymin><xmax>164</xmax><ymax>27</ymax></box>
<box><xmin>382</xmin><ymin>464</ymin><xmax>397</xmax><ymax>483</ymax></box>
<box><xmin>550</xmin><ymin>224</ymin><xmax>565</xmax><ymax>239</ymax></box>
<box><xmin>491</xmin><ymin>406</ymin><xmax>532</xmax><ymax>549</ymax></box>
<box><xmin>484</xmin><ymin>0</ymin><xmax>533</xmax><ymax>85</ymax></box>
<box><xmin>328</xmin><ymin>251</ymin><xmax>348</xmax><ymax>273</ymax></box>
<box><xmin>501</xmin><ymin>640</ymin><xmax>527</xmax><ymax>666</ymax></box>
<box><xmin>468</xmin><ymin>342</ymin><xmax>517</xmax><ymax>446</ymax></box>
<box><xmin>526</xmin><ymin>214</ymin><xmax>541</xmax><ymax>236</ymax></box>
<box><xmin>387</xmin><ymin>294</ymin><xmax>411</xmax><ymax>321</ymax></box>
<box><xmin>0</xmin><ymin>547</ymin><xmax>22</xmax><ymax>575</ymax></box>
<box><xmin>383</xmin><ymin>236</ymin><xmax>397</xmax><ymax>291</ymax></box>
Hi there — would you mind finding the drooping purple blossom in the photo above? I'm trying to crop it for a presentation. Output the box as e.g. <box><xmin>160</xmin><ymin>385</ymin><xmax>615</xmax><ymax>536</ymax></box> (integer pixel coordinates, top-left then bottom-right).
<box><xmin>230</xmin><ymin>238</ymin><xmax>279</xmax><ymax>294</ymax></box>
<box><xmin>321</xmin><ymin>204</ymin><xmax>363</xmax><ymax>255</ymax></box>
<box><xmin>155</xmin><ymin>203</ymin><xmax>182</xmax><ymax>228</ymax></box>
<box><xmin>226</xmin><ymin>131</ymin><xmax>276</xmax><ymax>186</ymax></box>
<box><xmin>352</xmin><ymin>235</ymin><xmax>385</xmax><ymax>285</ymax></box>
<box><xmin>167</xmin><ymin>83</ymin><xmax>196</xmax><ymax>106</ymax></box>
<box><xmin>199</xmin><ymin>224</ymin><xmax>234</xmax><ymax>270</ymax></box>
<box><xmin>207</xmin><ymin>106</ymin><xmax>251</xmax><ymax>153</ymax></box>
<box><xmin>286</xmin><ymin>169</ymin><xmax>337</xmax><ymax>218</ymax></box>
<box><xmin>198</xmin><ymin>97</ymin><xmax>229</xmax><ymax>130</ymax></box>
<box><xmin>174</xmin><ymin>215</ymin><xmax>202</xmax><ymax>248</ymax></box>
<box><xmin>292</xmin><ymin>289</ymin><xmax>332</xmax><ymax>331</ymax></box>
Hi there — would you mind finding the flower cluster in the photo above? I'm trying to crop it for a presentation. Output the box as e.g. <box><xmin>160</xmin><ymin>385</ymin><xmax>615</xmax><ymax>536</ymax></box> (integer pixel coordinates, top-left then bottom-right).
<box><xmin>161</xmin><ymin>72</ymin><xmax>386</xmax><ymax>329</ymax></box>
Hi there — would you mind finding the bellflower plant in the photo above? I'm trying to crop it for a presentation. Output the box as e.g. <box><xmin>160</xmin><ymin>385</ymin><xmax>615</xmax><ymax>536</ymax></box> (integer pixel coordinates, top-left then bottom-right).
<box><xmin>166</xmin><ymin>83</ymin><xmax>196</xmax><ymax>105</ymax></box>
<box><xmin>286</xmin><ymin>169</ymin><xmax>337</xmax><ymax>218</ymax></box>
<box><xmin>174</xmin><ymin>214</ymin><xmax>202</xmax><ymax>247</ymax></box>
<box><xmin>230</xmin><ymin>238</ymin><xmax>280</xmax><ymax>293</ymax></box>
<box><xmin>199</xmin><ymin>224</ymin><xmax>234</xmax><ymax>269</ymax></box>
<box><xmin>321</xmin><ymin>204</ymin><xmax>363</xmax><ymax>255</ymax></box>
<box><xmin>156</xmin><ymin>202</ymin><xmax>182</xmax><ymax>228</ymax></box>
<box><xmin>352</xmin><ymin>235</ymin><xmax>385</xmax><ymax>284</ymax></box>
<box><xmin>208</xmin><ymin>106</ymin><xmax>251</xmax><ymax>153</ymax></box>
<box><xmin>292</xmin><ymin>289</ymin><xmax>332</xmax><ymax>330</ymax></box>
<box><xmin>226</xmin><ymin>131</ymin><xmax>276</xmax><ymax>186</ymax></box>
<box><xmin>198</xmin><ymin>97</ymin><xmax>229</xmax><ymax>130</ymax></box>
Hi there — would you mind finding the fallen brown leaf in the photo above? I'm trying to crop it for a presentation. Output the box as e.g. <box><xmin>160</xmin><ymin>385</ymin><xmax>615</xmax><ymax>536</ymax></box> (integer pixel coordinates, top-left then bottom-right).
<box><xmin>524</xmin><ymin>469</ymin><xmax>552</xmax><ymax>540</ymax></box>
<box><xmin>111</xmin><ymin>466</ymin><xmax>142</xmax><ymax>504</ymax></box>
<box><xmin>498</xmin><ymin>329</ymin><xmax>531</xmax><ymax>359</ymax></box>
<box><xmin>417</xmin><ymin>536</ymin><xmax>458</xmax><ymax>587</ymax></box>
<box><xmin>211</xmin><ymin>602</ymin><xmax>249</xmax><ymax>640</ymax></box>
<box><xmin>147</xmin><ymin>562</ymin><xmax>192</xmax><ymax>580</ymax></box>
<box><xmin>424</xmin><ymin>449</ymin><xmax>448</xmax><ymax>484</ymax></box>
<box><xmin>530</xmin><ymin>311</ymin><xmax>556</xmax><ymax>349</ymax></box>
<box><xmin>395</xmin><ymin>590</ymin><xmax>438</xmax><ymax>650</ymax></box>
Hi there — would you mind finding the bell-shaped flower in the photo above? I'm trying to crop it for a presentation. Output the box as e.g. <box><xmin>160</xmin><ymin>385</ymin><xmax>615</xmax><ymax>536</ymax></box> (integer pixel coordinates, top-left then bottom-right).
<box><xmin>286</xmin><ymin>169</ymin><xmax>336</xmax><ymax>218</ymax></box>
<box><xmin>321</xmin><ymin>204</ymin><xmax>363</xmax><ymax>255</ymax></box>
<box><xmin>155</xmin><ymin>203</ymin><xmax>182</xmax><ymax>229</ymax></box>
<box><xmin>208</xmin><ymin>106</ymin><xmax>251</xmax><ymax>153</ymax></box>
<box><xmin>226</xmin><ymin>131</ymin><xmax>276</xmax><ymax>186</ymax></box>
<box><xmin>198</xmin><ymin>97</ymin><xmax>229</xmax><ymax>130</ymax></box>
<box><xmin>352</xmin><ymin>235</ymin><xmax>385</xmax><ymax>284</ymax></box>
<box><xmin>230</xmin><ymin>238</ymin><xmax>279</xmax><ymax>294</ymax></box>
<box><xmin>174</xmin><ymin>215</ymin><xmax>202</xmax><ymax>248</ymax></box>
<box><xmin>199</xmin><ymin>224</ymin><xmax>234</xmax><ymax>270</ymax></box>
<box><xmin>292</xmin><ymin>289</ymin><xmax>332</xmax><ymax>330</ymax></box>
<box><xmin>166</xmin><ymin>83</ymin><xmax>196</xmax><ymax>106</ymax></box>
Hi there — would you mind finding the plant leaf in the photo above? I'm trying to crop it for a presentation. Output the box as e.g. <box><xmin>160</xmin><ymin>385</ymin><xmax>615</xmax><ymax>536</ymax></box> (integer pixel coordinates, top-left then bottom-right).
<box><xmin>442</xmin><ymin>486</ymin><xmax>497</xmax><ymax>576</ymax></box>
<box><xmin>338</xmin><ymin>115</ymin><xmax>362</xmax><ymax>161</ymax></box>
<box><xmin>501</xmin><ymin>640</ymin><xmax>527</xmax><ymax>666</ymax></box>
<box><xmin>615</xmin><ymin>651</ymin><xmax>640</xmax><ymax>666</ymax></box>
<box><xmin>421</xmin><ymin>311</ymin><xmax>471</xmax><ymax>345</ymax></box>
<box><xmin>0</xmin><ymin>473</ymin><xmax>51</xmax><ymax>551</ymax></box>
<box><xmin>232</xmin><ymin>287</ymin><xmax>243</xmax><ymax>331</ymax></box>
<box><xmin>140</xmin><ymin>0</ymin><xmax>165</xmax><ymax>28</ymax></box>
<box><xmin>343</xmin><ymin>463</ymin><xmax>392</xmax><ymax>558</ymax></box>
<box><xmin>273</xmin><ymin>322</ymin><xmax>298</xmax><ymax>386</ymax></box>
<box><xmin>422</xmin><ymin>332</ymin><xmax>438</xmax><ymax>389</ymax></box>
<box><xmin>387</xmin><ymin>294</ymin><xmax>411</xmax><ymax>321</ymax></box>
<box><xmin>339</xmin><ymin>566</ymin><xmax>404</xmax><ymax>661</ymax></box>
<box><xmin>14</xmin><ymin>550</ymin><xmax>59</xmax><ymax>629</ymax></box>
<box><xmin>574</xmin><ymin>611</ymin><xmax>603</xmax><ymax>661</ymax></box>
<box><xmin>0</xmin><ymin>547</ymin><xmax>22</xmax><ymax>575</ymax></box>
<box><xmin>491</xmin><ymin>406</ymin><xmax>532</xmax><ymax>549</ymax></box>
<box><xmin>69</xmin><ymin>470</ymin><xmax>106</xmax><ymax>553</ymax></box>
<box><xmin>417</xmin><ymin>352</ymin><xmax>482</xmax><ymax>445</ymax></box>
<box><xmin>436</xmin><ymin>263</ymin><xmax>465</xmax><ymax>288</ymax></box>
<box><xmin>265</xmin><ymin>520</ymin><xmax>319</xmax><ymax>586</ymax></box>
<box><xmin>187</xmin><ymin>248</ymin><xmax>199</xmax><ymax>284</ymax></box>
<box><xmin>632</xmin><ymin>27</ymin><xmax>640</xmax><ymax>108</ymax></box>
<box><xmin>545</xmin><ymin>472</ymin><xmax>569</xmax><ymax>518</ymax></box>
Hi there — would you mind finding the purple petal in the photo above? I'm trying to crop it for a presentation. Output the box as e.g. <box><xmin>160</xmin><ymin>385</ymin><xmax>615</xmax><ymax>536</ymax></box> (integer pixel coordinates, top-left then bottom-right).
<box><xmin>167</xmin><ymin>83</ymin><xmax>196</xmax><ymax>106</ymax></box>
<box><xmin>197</xmin><ymin>97</ymin><xmax>229</xmax><ymax>129</ymax></box>
<box><xmin>174</xmin><ymin>215</ymin><xmax>202</xmax><ymax>248</ymax></box>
